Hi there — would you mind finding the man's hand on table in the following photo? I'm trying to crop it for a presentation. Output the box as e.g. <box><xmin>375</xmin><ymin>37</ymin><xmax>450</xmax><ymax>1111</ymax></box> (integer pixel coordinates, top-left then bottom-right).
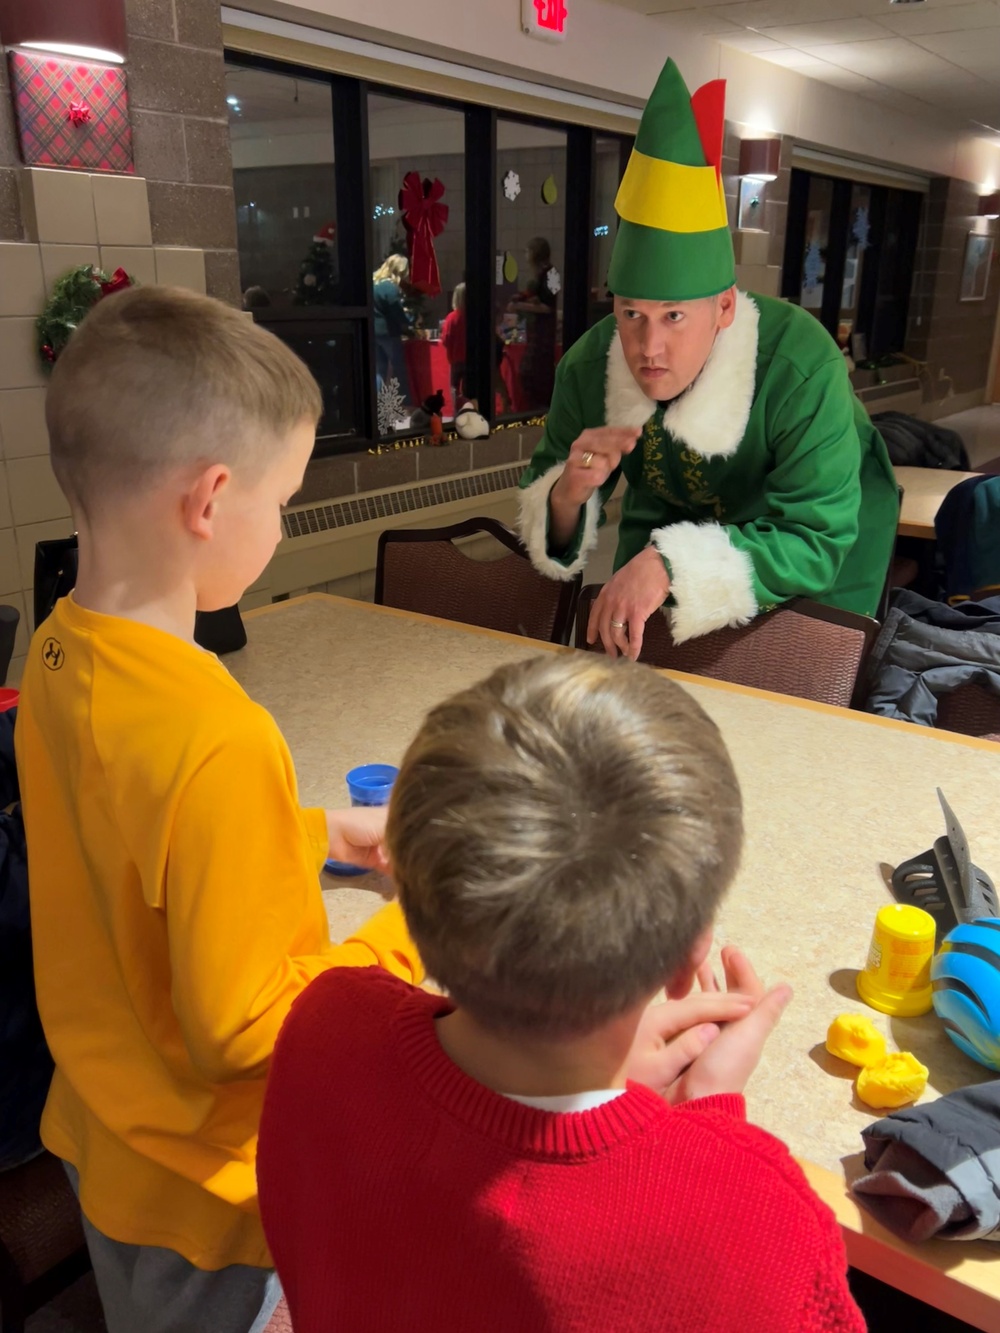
<box><xmin>325</xmin><ymin>807</ymin><xmax>390</xmax><ymax>875</ymax></box>
<box><xmin>548</xmin><ymin>427</ymin><xmax>639</xmax><ymax>552</ymax></box>
<box><xmin>587</xmin><ymin>546</ymin><xmax>671</xmax><ymax>662</ymax></box>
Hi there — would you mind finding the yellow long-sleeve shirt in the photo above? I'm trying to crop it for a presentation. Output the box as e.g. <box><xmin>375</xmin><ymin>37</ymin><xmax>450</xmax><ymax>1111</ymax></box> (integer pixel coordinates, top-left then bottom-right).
<box><xmin>16</xmin><ymin>595</ymin><xmax>422</xmax><ymax>1269</ymax></box>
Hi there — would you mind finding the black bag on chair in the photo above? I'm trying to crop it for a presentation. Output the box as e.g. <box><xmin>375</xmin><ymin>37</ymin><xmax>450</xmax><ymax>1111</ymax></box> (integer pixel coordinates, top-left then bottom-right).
<box><xmin>33</xmin><ymin>534</ymin><xmax>79</xmax><ymax>632</ymax></box>
<box><xmin>33</xmin><ymin>535</ymin><xmax>247</xmax><ymax>655</ymax></box>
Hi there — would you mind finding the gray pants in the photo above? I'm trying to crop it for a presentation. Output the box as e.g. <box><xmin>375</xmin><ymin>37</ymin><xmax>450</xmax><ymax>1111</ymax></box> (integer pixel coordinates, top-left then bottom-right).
<box><xmin>64</xmin><ymin>1163</ymin><xmax>282</xmax><ymax>1333</ymax></box>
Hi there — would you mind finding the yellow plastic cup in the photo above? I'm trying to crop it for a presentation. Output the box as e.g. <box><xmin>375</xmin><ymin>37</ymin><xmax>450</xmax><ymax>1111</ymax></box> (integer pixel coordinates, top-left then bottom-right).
<box><xmin>857</xmin><ymin>904</ymin><xmax>935</xmax><ymax>1017</ymax></box>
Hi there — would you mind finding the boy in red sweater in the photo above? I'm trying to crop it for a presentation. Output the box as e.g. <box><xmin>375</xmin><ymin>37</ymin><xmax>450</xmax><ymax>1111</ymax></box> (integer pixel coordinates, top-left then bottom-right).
<box><xmin>440</xmin><ymin>281</ymin><xmax>467</xmax><ymax>411</ymax></box>
<box><xmin>258</xmin><ymin>655</ymin><xmax>865</xmax><ymax>1332</ymax></box>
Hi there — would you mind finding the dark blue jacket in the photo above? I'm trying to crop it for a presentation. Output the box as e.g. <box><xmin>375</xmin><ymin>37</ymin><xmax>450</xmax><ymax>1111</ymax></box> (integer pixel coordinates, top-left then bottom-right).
<box><xmin>0</xmin><ymin>708</ymin><xmax>52</xmax><ymax>1170</ymax></box>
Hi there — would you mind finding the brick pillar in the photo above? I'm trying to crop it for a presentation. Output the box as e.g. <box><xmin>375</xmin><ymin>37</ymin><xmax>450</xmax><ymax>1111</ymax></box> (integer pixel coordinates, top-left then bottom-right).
<box><xmin>124</xmin><ymin>0</ymin><xmax>240</xmax><ymax>304</ymax></box>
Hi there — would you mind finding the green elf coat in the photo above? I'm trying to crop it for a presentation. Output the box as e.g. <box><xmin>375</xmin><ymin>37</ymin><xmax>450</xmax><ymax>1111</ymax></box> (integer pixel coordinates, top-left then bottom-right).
<box><xmin>518</xmin><ymin>291</ymin><xmax>899</xmax><ymax>643</ymax></box>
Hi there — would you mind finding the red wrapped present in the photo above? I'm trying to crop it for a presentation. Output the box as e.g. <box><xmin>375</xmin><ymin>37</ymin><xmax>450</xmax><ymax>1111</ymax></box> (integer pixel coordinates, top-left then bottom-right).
<box><xmin>8</xmin><ymin>49</ymin><xmax>133</xmax><ymax>173</ymax></box>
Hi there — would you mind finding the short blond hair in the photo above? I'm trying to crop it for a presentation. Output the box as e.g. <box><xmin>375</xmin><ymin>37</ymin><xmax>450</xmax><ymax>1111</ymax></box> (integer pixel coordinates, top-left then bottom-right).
<box><xmin>47</xmin><ymin>286</ymin><xmax>322</xmax><ymax>508</ymax></box>
<box><xmin>388</xmin><ymin>654</ymin><xmax>743</xmax><ymax>1039</ymax></box>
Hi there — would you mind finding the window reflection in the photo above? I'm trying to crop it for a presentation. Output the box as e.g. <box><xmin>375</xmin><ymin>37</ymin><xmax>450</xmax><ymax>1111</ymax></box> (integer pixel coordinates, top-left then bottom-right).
<box><xmin>495</xmin><ymin>119</ymin><xmax>566</xmax><ymax>417</ymax></box>
<box><xmin>225</xmin><ymin>62</ymin><xmax>340</xmax><ymax>309</ymax></box>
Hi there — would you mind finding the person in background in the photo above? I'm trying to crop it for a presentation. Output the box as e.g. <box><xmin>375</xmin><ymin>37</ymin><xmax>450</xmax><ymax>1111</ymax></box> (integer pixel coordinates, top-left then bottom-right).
<box><xmin>441</xmin><ymin>282</ymin><xmax>467</xmax><ymax>413</ymax></box>
<box><xmin>17</xmin><ymin>287</ymin><xmax>423</xmax><ymax>1333</ymax></box>
<box><xmin>258</xmin><ymin>653</ymin><xmax>864</xmax><ymax>1333</ymax></box>
<box><xmin>508</xmin><ymin>235</ymin><xmax>558</xmax><ymax>409</ymax></box>
<box><xmin>373</xmin><ymin>253</ymin><xmax>415</xmax><ymax>405</ymax></box>
<box><xmin>241</xmin><ymin>286</ymin><xmax>271</xmax><ymax>312</ymax></box>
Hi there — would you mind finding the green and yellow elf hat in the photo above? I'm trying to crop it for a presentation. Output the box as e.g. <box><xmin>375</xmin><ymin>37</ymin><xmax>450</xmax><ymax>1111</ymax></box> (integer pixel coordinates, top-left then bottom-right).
<box><xmin>608</xmin><ymin>58</ymin><xmax>735</xmax><ymax>302</ymax></box>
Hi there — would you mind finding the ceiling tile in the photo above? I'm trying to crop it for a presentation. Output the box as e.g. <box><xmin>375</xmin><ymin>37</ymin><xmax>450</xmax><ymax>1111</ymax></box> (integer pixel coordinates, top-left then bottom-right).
<box><xmin>909</xmin><ymin>26</ymin><xmax>1000</xmax><ymax>64</ymax></box>
<box><xmin>874</xmin><ymin>1</ymin><xmax>1000</xmax><ymax>36</ymax></box>
<box><xmin>759</xmin><ymin>48</ymin><xmax>837</xmax><ymax>72</ymax></box>
<box><xmin>718</xmin><ymin>30</ymin><xmax>791</xmax><ymax>51</ymax></box>
<box><xmin>649</xmin><ymin>9</ymin><xmax>746</xmax><ymax>33</ymax></box>
<box><xmin>712</xmin><ymin>0</ymin><xmax>836</xmax><ymax>27</ymax></box>
<box><xmin>812</xmin><ymin>36</ymin><xmax>960</xmax><ymax>78</ymax></box>
<box><xmin>758</xmin><ymin>17</ymin><xmax>888</xmax><ymax>45</ymax></box>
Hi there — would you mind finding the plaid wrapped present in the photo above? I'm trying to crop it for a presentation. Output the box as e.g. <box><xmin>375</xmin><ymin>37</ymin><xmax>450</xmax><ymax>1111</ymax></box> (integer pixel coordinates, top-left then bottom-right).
<box><xmin>8</xmin><ymin>49</ymin><xmax>133</xmax><ymax>173</ymax></box>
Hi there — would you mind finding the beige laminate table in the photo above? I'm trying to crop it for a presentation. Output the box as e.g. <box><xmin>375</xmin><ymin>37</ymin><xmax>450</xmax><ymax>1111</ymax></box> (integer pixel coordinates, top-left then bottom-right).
<box><xmin>895</xmin><ymin>465</ymin><xmax>983</xmax><ymax>539</ymax></box>
<box><xmin>231</xmin><ymin>594</ymin><xmax>1000</xmax><ymax>1330</ymax></box>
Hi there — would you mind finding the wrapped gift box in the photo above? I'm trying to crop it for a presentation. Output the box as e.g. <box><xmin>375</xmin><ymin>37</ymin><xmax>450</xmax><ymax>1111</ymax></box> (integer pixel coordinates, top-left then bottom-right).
<box><xmin>8</xmin><ymin>49</ymin><xmax>133</xmax><ymax>173</ymax></box>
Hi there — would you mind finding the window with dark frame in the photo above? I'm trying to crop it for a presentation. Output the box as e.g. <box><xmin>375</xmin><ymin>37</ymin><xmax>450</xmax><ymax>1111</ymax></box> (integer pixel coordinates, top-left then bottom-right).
<box><xmin>224</xmin><ymin>51</ymin><xmax>631</xmax><ymax>458</ymax></box>
<box><xmin>781</xmin><ymin>166</ymin><xmax>922</xmax><ymax>364</ymax></box>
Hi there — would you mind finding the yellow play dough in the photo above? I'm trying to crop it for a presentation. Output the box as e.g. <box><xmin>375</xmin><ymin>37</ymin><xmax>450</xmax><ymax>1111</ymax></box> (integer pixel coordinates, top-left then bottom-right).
<box><xmin>825</xmin><ymin>1014</ymin><xmax>887</xmax><ymax>1068</ymax></box>
<box><xmin>541</xmin><ymin>174</ymin><xmax>558</xmax><ymax>205</ymax></box>
<box><xmin>856</xmin><ymin>1052</ymin><xmax>929</xmax><ymax>1110</ymax></box>
<box><xmin>503</xmin><ymin>252</ymin><xmax>518</xmax><ymax>284</ymax></box>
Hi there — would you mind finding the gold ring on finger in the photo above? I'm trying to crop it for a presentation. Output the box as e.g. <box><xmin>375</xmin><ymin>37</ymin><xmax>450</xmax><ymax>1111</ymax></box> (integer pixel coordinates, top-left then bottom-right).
<box><xmin>581</xmin><ymin>450</ymin><xmax>594</xmax><ymax>468</ymax></box>
<box><xmin>610</xmin><ymin>620</ymin><xmax>626</xmax><ymax>629</ymax></box>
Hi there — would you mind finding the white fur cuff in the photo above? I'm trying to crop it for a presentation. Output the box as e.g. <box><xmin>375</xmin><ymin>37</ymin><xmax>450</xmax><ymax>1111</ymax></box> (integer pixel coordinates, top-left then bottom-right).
<box><xmin>650</xmin><ymin>522</ymin><xmax>758</xmax><ymax>644</ymax></box>
<box><xmin>517</xmin><ymin>464</ymin><xmax>602</xmax><ymax>582</ymax></box>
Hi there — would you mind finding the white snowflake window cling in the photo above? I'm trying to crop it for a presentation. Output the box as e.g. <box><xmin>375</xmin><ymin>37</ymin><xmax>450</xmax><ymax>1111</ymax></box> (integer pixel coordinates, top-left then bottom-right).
<box><xmin>377</xmin><ymin>377</ymin><xmax>406</xmax><ymax>437</ymax></box>
<box><xmin>503</xmin><ymin>170</ymin><xmax>521</xmax><ymax>202</ymax></box>
<box><xmin>546</xmin><ymin>267</ymin><xmax>561</xmax><ymax>295</ymax></box>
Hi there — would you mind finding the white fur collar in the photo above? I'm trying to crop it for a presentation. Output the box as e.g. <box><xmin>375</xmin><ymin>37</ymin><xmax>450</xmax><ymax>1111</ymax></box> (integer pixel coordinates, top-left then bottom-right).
<box><xmin>603</xmin><ymin>290</ymin><xmax>760</xmax><ymax>459</ymax></box>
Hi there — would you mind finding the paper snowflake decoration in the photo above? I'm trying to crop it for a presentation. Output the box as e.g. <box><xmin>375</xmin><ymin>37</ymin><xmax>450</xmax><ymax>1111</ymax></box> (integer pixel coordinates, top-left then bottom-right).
<box><xmin>852</xmin><ymin>206</ymin><xmax>870</xmax><ymax>251</ymax></box>
<box><xmin>377</xmin><ymin>377</ymin><xmax>406</xmax><ymax>437</ymax></box>
<box><xmin>503</xmin><ymin>170</ymin><xmax>521</xmax><ymax>202</ymax></box>
<box><xmin>546</xmin><ymin>267</ymin><xmax>562</xmax><ymax>295</ymax></box>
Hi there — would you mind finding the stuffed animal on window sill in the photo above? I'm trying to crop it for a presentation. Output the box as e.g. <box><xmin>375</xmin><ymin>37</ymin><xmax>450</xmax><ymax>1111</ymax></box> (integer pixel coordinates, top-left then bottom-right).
<box><xmin>411</xmin><ymin>390</ymin><xmax>446</xmax><ymax>443</ymax></box>
<box><xmin>454</xmin><ymin>400</ymin><xmax>490</xmax><ymax>440</ymax></box>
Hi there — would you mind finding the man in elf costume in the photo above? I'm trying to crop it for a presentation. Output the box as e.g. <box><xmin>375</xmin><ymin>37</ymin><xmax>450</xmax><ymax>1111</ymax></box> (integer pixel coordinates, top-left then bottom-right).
<box><xmin>518</xmin><ymin>58</ymin><xmax>898</xmax><ymax>658</ymax></box>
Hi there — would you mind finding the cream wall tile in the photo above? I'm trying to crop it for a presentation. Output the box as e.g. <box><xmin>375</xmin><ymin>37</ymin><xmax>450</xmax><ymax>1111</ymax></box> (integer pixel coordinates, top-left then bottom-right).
<box><xmin>40</xmin><ymin>245</ymin><xmax>101</xmax><ymax>293</ymax></box>
<box><xmin>8</xmin><ymin>456</ymin><xmax>71</xmax><ymax>526</ymax></box>
<box><xmin>0</xmin><ymin>466</ymin><xmax>12</xmax><ymax>530</ymax></box>
<box><xmin>154</xmin><ymin>247</ymin><xmax>207</xmax><ymax>293</ymax></box>
<box><xmin>0</xmin><ymin>243</ymin><xmax>45</xmax><ymax>318</ymax></box>
<box><xmin>15</xmin><ymin>517</ymin><xmax>74</xmax><ymax>592</ymax></box>
<box><xmin>0</xmin><ymin>319</ymin><xmax>45</xmax><ymax>390</ymax></box>
<box><xmin>239</xmin><ymin>589</ymin><xmax>271</xmax><ymax>612</ymax></box>
<box><xmin>93</xmin><ymin>175</ymin><xmax>152</xmax><ymax>247</ymax></box>
<box><xmin>0</xmin><ymin>389</ymin><xmax>49</xmax><ymax>459</ymax></box>
<box><xmin>7</xmin><ymin>655</ymin><xmax>25</xmax><ymax>688</ymax></box>
<box><xmin>24</xmin><ymin>169</ymin><xmax>97</xmax><ymax>245</ymax></box>
<box><xmin>0</xmin><ymin>532</ymin><xmax>20</xmax><ymax>593</ymax></box>
<box><xmin>100</xmin><ymin>246</ymin><xmax>157</xmax><ymax>285</ymax></box>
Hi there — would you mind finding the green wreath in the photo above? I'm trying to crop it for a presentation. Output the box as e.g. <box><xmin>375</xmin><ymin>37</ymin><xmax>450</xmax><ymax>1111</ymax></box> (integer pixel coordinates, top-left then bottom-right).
<box><xmin>37</xmin><ymin>264</ymin><xmax>136</xmax><ymax>371</ymax></box>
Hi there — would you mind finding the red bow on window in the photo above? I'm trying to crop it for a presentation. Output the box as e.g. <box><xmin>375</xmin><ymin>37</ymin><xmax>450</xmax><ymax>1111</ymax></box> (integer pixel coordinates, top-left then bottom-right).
<box><xmin>398</xmin><ymin>171</ymin><xmax>449</xmax><ymax>297</ymax></box>
<box><xmin>98</xmin><ymin>267</ymin><xmax>132</xmax><ymax>297</ymax></box>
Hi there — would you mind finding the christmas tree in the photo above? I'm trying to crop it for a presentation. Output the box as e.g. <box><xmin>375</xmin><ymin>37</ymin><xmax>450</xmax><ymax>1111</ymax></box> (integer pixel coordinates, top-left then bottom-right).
<box><xmin>293</xmin><ymin>222</ymin><xmax>338</xmax><ymax>305</ymax></box>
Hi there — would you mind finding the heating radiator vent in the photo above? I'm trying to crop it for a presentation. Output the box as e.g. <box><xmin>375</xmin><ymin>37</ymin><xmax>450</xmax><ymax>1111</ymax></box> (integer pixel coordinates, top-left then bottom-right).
<box><xmin>283</xmin><ymin>464</ymin><xmax>523</xmax><ymax>540</ymax></box>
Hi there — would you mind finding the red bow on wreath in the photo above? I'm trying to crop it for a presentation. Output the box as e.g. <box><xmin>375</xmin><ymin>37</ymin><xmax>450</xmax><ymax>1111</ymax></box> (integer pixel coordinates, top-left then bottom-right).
<box><xmin>398</xmin><ymin>171</ymin><xmax>448</xmax><ymax>297</ymax></box>
<box><xmin>99</xmin><ymin>267</ymin><xmax>132</xmax><ymax>297</ymax></box>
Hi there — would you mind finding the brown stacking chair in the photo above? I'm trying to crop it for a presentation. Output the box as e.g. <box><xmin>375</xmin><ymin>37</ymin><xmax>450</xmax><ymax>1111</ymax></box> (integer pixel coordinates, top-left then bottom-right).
<box><xmin>934</xmin><ymin>684</ymin><xmax>1000</xmax><ymax>743</ymax></box>
<box><xmin>375</xmin><ymin>517</ymin><xmax>581</xmax><ymax>646</ymax></box>
<box><xmin>0</xmin><ymin>1151</ymin><xmax>90</xmax><ymax>1333</ymax></box>
<box><xmin>575</xmin><ymin>586</ymin><xmax>879</xmax><ymax>709</ymax></box>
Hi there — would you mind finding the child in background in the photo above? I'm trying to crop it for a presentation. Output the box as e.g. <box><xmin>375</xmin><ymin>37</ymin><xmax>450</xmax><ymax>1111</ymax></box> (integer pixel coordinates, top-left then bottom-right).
<box><xmin>258</xmin><ymin>654</ymin><xmax>864</xmax><ymax>1333</ymax></box>
<box><xmin>17</xmin><ymin>287</ymin><xmax>422</xmax><ymax>1333</ymax></box>
<box><xmin>441</xmin><ymin>281</ymin><xmax>467</xmax><ymax>413</ymax></box>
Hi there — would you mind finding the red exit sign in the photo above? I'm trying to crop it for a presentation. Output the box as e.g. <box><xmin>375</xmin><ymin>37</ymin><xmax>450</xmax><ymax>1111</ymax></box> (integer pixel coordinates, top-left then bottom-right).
<box><xmin>522</xmin><ymin>0</ymin><xmax>567</xmax><ymax>41</ymax></box>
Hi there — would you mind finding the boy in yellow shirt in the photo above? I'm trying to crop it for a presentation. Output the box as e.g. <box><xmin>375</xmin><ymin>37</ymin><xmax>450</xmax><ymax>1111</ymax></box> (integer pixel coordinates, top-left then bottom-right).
<box><xmin>16</xmin><ymin>287</ymin><xmax>423</xmax><ymax>1333</ymax></box>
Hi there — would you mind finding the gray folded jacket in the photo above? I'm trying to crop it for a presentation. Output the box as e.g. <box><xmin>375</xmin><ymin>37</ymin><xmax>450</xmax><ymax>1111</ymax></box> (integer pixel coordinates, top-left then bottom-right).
<box><xmin>853</xmin><ymin>1081</ymin><xmax>1000</xmax><ymax>1242</ymax></box>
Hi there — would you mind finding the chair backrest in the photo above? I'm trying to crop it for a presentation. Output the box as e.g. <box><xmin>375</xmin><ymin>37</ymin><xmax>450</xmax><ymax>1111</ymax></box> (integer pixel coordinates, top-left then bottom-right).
<box><xmin>0</xmin><ymin>1150</ymin><xmax>90</xmax><ymax>1329</ymax></box>
<box><xmin>934</xmin><ymin>683</ymin><xmax>1000</xmax><ymax>743</ymax></box>
<box><xmin>575</xmin><ymin>587</ymin><xmax>879</xmax><ymax>709</ymax></box>
<box><xmin>376</xmin><ymin>517</ymin><xmax>581</xmax><ymax>645</ymax></box>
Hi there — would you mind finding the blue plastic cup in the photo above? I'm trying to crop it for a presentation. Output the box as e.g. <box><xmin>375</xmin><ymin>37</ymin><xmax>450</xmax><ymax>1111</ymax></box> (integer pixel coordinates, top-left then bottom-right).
<box><xmin>324</xmin><ymin>763</ymin><xmax>399</xmax><ymax>877</ymax></box>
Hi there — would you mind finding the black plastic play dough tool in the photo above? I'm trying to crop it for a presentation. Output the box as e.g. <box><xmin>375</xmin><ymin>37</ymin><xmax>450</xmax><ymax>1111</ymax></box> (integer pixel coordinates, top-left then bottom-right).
<box><xmin>890</xmin><ymin>789</ymin><xmax>998</xmax><ymax>936</ymax></box>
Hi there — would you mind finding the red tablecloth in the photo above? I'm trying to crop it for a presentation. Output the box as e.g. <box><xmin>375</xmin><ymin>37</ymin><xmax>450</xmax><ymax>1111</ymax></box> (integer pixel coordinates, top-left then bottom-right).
<box><xmin>402</xmin><ymin>340</ymin><xmax>557</xmax><ymax>417</ymax></box>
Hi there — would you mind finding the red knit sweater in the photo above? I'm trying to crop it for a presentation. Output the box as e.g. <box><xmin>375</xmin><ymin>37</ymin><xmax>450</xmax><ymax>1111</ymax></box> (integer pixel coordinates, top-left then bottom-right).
<box><xmin>258</xmin><ymin>968</ymin><xmax>865</xmax><ymax>1333</ymax></box>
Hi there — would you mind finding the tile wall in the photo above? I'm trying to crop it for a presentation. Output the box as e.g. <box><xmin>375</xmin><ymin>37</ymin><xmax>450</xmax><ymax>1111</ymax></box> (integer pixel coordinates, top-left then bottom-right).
<box><xmin>0</xmin><ymin>167</ymin><xmax>210</xmax><ymax>683</ymax></box>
